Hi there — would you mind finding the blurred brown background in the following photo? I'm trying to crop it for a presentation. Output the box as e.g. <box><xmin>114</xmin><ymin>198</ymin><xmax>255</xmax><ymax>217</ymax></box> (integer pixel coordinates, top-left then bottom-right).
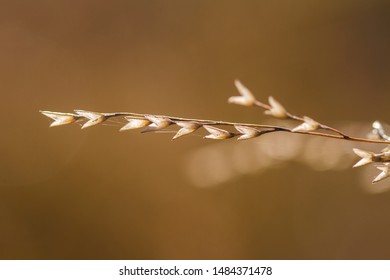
<box><xmin>1</xmin><ymin>0</ymin><xmax>390</xmax><ymax>259</ymax></box>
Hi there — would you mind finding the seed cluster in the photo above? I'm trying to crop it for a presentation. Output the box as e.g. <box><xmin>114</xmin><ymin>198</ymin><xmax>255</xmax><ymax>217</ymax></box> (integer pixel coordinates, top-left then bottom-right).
<box><xmin>40</xmin><ymin>80</ymin><xmax>390</xmax><ymax>183</ymax></box>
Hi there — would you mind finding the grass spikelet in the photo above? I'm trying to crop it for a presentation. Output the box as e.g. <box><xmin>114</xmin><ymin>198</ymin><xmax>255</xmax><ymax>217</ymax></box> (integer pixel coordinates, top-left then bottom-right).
<box><xmin>40</xmin><ymin>80</ymin><xmax>390</xmax><ymax>183</ymax></box>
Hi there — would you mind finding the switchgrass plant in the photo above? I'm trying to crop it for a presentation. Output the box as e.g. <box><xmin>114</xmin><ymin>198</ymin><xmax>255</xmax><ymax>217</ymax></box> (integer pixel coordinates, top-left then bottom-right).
<box><xmin>41</xmin><ymin>80</ymin><xmax>390</xmax><ymax>183</ymax></box>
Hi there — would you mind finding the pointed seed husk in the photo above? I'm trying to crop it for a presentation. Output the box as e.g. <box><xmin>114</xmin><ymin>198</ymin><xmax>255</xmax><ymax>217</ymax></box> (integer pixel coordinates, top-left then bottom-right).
<box><xmin>234</xmin><ymin>125</ymin><xmax>261</xmax><ymax>140</ymax></box>
<box><xmin>74</xmin><ymin>110</ymin><xmax>107</xmax><ymax>129</ymax></box>
<box><xmin>120</xmin><ymin>117</ymin><xmax>151</xmax><ymax>131</ymax></box>
<box><xmin>40</xmin><ymin>111</ymin><xmax>79</xmax><ymax>127</ymax></box>
<box><xmin>172</xmin><ymin>122</ymin><xmax>201</xmax><ymax>140</ymax></box>
<box><xmin>203</xmin><ymin>125</ymin><xmax>234</xmax><ymax>140</ymax></box>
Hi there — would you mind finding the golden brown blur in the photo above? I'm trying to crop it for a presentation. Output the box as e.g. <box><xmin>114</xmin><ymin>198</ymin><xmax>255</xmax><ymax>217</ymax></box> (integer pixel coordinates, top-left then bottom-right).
<box><xmin>1</xmin><ymin>0</ymin><xmax>390</xmax><ymax>259</ymax></box>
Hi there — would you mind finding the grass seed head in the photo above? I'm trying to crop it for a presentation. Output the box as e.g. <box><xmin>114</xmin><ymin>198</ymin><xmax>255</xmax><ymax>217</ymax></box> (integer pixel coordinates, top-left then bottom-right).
<box><xmin>40</xmin><ymin>111</ymin><xmax>79</xmax><ymax>127</ymax></box>
<box><xmin>204</xmin><ymin>125</ymin><xmax>234</xmax><ymax>140</ymax></box>
<box><xmin>228</xmin><ymin>80</ymin><xmax>256</xmax><ymax>107</ymax></box>
<box><xmin>120</xmin><ymin>117</ymin><xmax>151</xmax><ymax>131</ymax></box>
<box><xmin>264</xmin><ymin>96</ymin><xmax>288</xmax><ymax>119</ymax></box>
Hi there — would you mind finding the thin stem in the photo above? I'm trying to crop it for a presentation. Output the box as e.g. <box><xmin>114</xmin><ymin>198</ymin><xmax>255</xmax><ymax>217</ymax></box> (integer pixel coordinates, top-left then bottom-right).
<box><xmin>254</xmin><ymin>100</ymin><xmax>271</xmax><ymax>110</ymax></box>
<box><xmin>101</xmin><ymin>111</ymin><xmax>389</xmax><ymax>144</ymax></box>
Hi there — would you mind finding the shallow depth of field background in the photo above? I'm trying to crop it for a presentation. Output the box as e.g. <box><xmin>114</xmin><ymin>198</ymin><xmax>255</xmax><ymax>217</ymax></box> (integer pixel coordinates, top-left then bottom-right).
<box><xmin>1</xmin><ymin>0</ymin><xmax>390</xmax><ymax>259</ymax></box>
